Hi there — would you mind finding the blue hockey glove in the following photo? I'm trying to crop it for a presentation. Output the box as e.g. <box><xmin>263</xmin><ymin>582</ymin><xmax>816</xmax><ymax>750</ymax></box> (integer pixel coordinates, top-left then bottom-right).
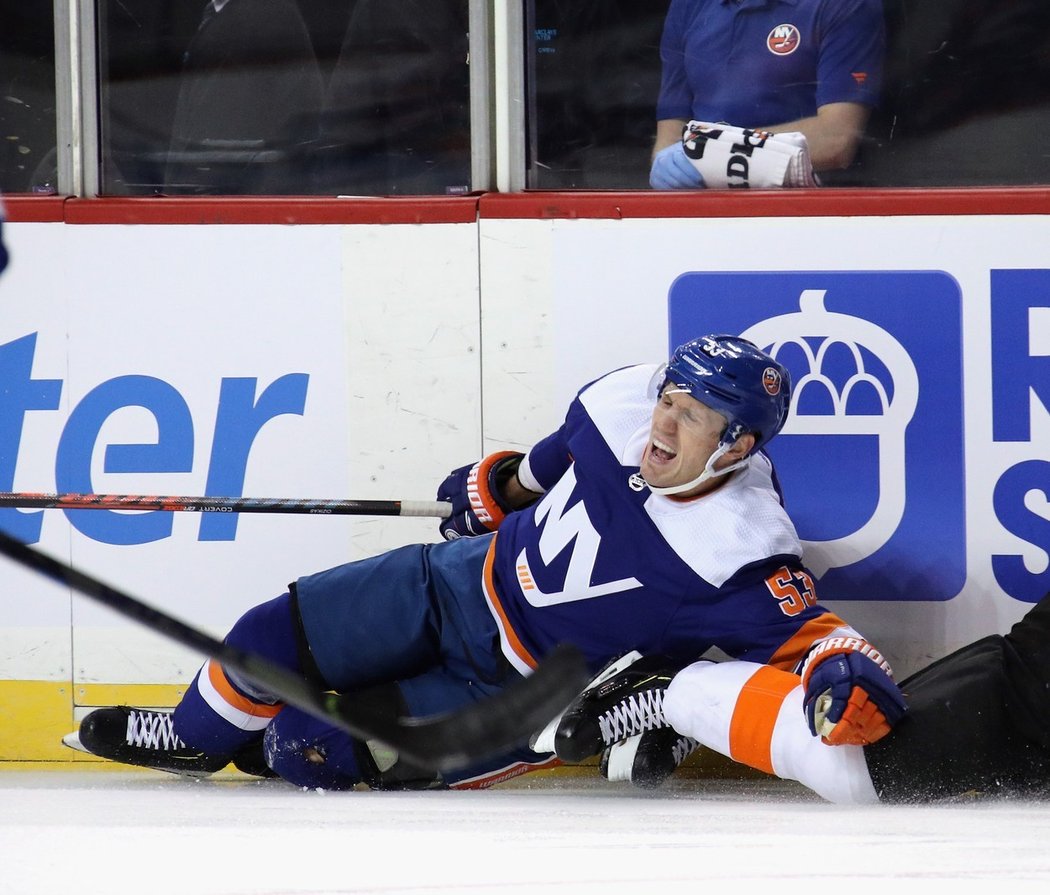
<box><xmin>649</xmin><ymin>142</ymin><xmax>706</xmax><ymax>190</ymax></box>
<box><xmin>436</xmin><ymin>450</ymin><xmax>523</xmax><ymax>540</ymax></box>
<box><xmin>801</xmin><ymin>638</ymin><xmax>907</xmax><ymax>746</ymax></box>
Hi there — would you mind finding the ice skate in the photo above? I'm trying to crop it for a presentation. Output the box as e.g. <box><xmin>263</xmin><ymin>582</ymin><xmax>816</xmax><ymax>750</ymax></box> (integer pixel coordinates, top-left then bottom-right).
<box><xmin>532</xmin><ymin>652</ymin><xmax>683</xmax><ymax>763</ymax></box>
<box><xmin>600</xmin><ymin>728</ymin><xmax>699</xmax><ymax>787</ymax></box>
<box><xmin>63</xmin><ymin>707</ymin><xmax>230</xmax><ymax>777</ymax></box>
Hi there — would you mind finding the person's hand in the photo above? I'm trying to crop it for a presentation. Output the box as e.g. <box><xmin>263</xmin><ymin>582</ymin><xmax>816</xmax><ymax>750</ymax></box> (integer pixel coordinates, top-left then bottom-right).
<box><xmin>649</xmin><ymin>142</ymin><xmax>706</xmax><ymax>190</ymax></box>
<box><xmin>436</xmin><ymin>451</ymin><xmax>522</xmax><ymax>540</ymax></box>
<box><xmin>801</xmin><ymin>640</ymin><xmax>907</xmax><ymax>746</ymax></box>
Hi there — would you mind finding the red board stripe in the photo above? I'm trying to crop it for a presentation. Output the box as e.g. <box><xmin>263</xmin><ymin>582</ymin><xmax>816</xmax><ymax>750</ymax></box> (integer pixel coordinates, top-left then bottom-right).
<box><xmin>4</xmin><ymin>187</ymin><xmax>1050</xmax><ymax>225</ymax></box>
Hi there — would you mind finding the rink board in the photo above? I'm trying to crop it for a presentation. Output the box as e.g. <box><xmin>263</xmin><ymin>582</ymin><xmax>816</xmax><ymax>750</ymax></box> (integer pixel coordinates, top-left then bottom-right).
<box><xmin>1</xmin><ymin>194</ymin><xmax>1048</xmax><ymax>759</ymax></box>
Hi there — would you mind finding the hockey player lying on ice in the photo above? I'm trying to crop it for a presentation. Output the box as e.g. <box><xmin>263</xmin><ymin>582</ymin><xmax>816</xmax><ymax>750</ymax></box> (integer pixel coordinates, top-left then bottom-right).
<box><xmin>67</xmin><ymin>334</ymin><xmax>907</xmax><ymax>789</ymax></box>
<box><xmin>543</xmin><ymin>592</ymin><xmax>1050</xmax><ymax>803</ymax></box>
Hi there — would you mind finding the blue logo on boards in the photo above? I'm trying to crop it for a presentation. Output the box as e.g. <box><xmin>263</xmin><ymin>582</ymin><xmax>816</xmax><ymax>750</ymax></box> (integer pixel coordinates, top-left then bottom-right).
<box><xmin>0</xmin><ymin>332</ymin><xmax>310</xmax><ymax>546</ymax></box>
<box><xmin>668</xmin><ymin>271</ymin><xmax>965</xmax><ymax>602</ymax></box>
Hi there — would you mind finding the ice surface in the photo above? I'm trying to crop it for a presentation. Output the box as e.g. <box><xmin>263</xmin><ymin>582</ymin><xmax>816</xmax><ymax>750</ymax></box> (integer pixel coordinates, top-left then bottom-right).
<box><xmin>3</xmin><ymin>768</ymin><xmax>1049</xmax><ymax>894</ymax></box>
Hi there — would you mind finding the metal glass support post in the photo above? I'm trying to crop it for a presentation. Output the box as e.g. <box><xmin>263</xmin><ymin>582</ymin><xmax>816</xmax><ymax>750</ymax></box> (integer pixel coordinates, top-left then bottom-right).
<box><xmin>53</xmin><ymin>0</ymin><xmax>99</xmax><ymax>197</ymax></box>
<box><xmin>469</xmin><ymin>0</ymin><xmax>495</xmax><ymax>192</ymax></box>
<box><xmin>493</xmin><ymin>0</ymin><xmax>526</xmax><ymax>193</ymax></box>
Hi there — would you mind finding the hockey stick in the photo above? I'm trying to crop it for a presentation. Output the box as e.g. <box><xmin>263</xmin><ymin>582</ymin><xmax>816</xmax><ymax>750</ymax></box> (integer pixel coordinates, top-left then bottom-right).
<box><xmin>0</xmin><ymin>530</ymin><xmax>587</xmax><ymax>772</ymax></box>
<box><xmin>0</xmin><ymin>491</ymin><xmax>451</xmax><ymax>518</ymax></box>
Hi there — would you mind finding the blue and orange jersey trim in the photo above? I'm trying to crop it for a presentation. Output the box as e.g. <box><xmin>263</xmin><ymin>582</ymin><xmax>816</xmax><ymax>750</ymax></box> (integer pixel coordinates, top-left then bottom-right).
<box><xmin>481</xmin><ymin>534</ymin><xmax>540</xmax><ymax>676</ymax></box>
<box><xmin>767</xmin><ymin>612</ymin><xmax>854</xmax><ymax>672</ymax></box>
<box><xmin>196</xmin><ymin>659</ymin><xmax>283</xmax><ymax>731</ymax></box>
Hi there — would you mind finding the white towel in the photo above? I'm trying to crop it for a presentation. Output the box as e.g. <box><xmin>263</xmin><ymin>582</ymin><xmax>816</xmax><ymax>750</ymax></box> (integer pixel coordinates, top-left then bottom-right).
<box><xmin>682</xmin><ymin>120</ymin><xmax>819</xmax><ymax>189</ymax></box>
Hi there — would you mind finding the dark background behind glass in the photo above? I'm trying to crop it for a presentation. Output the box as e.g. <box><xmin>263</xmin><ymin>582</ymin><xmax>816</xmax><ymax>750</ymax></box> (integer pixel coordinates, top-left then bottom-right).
<box><xmin>527</xmin><ymin>0</ymin><xmax>670</xmax><ymax>189</ymax></box>
<box><xmin>99</xmin><ymin>0</ymin><xmax>469</xmax><ymax>197</ymax></box>
<box><xmin>0</xmin><ymin>2</ymin><xmax>57</xmax><ymax>193</ymax></box>
<box><xmin>855</xmin><ymin>0</ymin><xmax>1050</xmax><ymax>187</ymax></box>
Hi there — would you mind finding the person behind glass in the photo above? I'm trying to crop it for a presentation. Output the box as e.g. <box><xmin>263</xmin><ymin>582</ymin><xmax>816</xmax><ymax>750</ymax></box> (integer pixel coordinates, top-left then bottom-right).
<box><xmin>650</xmin><ymin>0</ymin><xmax>886</xmax><ymax>189</ymax></box>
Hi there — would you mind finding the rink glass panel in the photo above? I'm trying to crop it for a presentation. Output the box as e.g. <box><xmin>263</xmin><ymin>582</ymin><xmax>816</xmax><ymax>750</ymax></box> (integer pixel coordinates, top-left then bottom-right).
<box><xmin>0</xmin><ymin>2</ymin><xmax>57</xmax><ymax>194</ymax></box>
<box><xmin>524</xmin><ymin>0</ymin><xmax>1050</xmax><ymax>190</ymax></box>
<box><xmin>95</xmin><ymin>0</ymin><xmax>471</xmax><ymax>197</ymax></box>
<box><xmin>4</xmin><ymin>1</ymin><xmax>1050</xmax><ymax>197</ymax></box>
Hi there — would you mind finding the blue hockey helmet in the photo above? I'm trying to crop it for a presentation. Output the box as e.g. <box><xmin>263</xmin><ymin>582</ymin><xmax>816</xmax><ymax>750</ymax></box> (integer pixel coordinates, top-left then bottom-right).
<box><xmin>657</xmin><ymin>334</ymin><xmax>792</xmax><ymax>454</ymax></box>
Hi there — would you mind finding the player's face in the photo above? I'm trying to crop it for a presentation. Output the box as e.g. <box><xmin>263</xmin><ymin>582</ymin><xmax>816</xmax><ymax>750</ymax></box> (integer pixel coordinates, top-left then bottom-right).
<box><xmin>641</xmin><ymin>387</ymin><xmax>728</xmax><ymax>492</ymax></box>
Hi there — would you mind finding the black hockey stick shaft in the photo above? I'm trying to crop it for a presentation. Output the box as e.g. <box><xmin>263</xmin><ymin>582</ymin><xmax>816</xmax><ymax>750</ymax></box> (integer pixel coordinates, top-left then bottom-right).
<box><xmin>0</xmin><ymin>531</ymin><xmax>587</xmax><ymax>772</ymax></box>
<box><xmin>0</xmin><ymin>491</ymin><xmax>451</xmax><ymax>518</ymax></box>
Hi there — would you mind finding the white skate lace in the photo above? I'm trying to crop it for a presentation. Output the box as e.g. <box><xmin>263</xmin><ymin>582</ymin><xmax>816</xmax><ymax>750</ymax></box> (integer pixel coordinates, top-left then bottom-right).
<box><xmin>126</xmin><ymin>710</ymin><xmax>187</xmax><ymax>751</ymax></box>
<box><xmin>671</xmin><ymin>735</ymin><xmax>699</xmax><ymax>766</ymax></box>
<box><xmin>598</xmin><ymin>690</ymin><xmax>667</xmax><ymax>744</ymax></box>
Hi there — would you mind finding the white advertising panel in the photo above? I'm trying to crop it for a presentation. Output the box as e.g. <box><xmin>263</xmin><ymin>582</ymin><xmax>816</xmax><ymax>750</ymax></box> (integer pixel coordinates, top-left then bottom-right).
<box><xmin>0</xmin><ymin>221</ymin><xmax>480</xmax><ymax>684</ymax></box>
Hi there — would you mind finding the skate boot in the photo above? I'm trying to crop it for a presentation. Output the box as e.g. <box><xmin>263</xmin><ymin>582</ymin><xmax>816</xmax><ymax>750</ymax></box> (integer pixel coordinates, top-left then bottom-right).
<box><xmin>64</xmin><ymin>707</ymin><xmax>230</xmax><ymax>777</ymax></box>
<box><xmin>532</xmin><ymin>651</ymin><xmax>683</xmax><ymax>763</ymax></box>
<box><xmin>600</xmin><ymin>728</ymin><xmax>700</xmax><ymax>788</ymax></box>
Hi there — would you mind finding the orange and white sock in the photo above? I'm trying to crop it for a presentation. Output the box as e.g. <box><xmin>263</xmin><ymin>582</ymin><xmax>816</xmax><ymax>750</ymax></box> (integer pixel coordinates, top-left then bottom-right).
<box><xmin>194</xmin><ymin>659</ymin><xmax>283</xmax><ymax>732</ymax></box>
<box><xmin>663</xmin><ymin>660</ymin><xmax>879</xmax><ymax>804</ymax></box>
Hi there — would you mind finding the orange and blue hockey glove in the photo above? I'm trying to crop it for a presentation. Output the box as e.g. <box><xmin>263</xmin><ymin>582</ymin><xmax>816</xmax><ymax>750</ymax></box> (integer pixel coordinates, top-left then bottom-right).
<box><xmin>801</xmin><ymin>637</ymin><xmax>907</xmax><ymax>746</ymax></box>
<box><xmin>436</xmin><ymin>451</ymin><xmax>523</xmax><ymax>540</ymax></box>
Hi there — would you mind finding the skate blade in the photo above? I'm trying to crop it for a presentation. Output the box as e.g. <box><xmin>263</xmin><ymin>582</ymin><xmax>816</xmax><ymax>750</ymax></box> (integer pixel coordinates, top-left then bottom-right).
<box><xmin>61</xmin><ymin>731</ymin><xmax>89</xmax><ymax>754</ymax></box>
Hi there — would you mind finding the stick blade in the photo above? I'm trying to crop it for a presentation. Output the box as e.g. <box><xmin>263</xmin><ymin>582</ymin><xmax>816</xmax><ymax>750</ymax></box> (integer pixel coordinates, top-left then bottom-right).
<box><xmin>334</xmin><ymin>643</ymin><xmax>589</xmax><ymax>773</ymax></box>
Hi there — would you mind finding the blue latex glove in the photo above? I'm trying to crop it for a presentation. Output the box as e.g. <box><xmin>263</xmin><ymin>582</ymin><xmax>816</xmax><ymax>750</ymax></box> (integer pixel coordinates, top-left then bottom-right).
<box><xmin>436</xmin><ymin>451</ymin><xmax>522</xmax><ymax>540</ymax></box>
<box><xmin>802</xmin><ymin>646</ymin><xmax>907</xmax><ymax>746</ymax></box>
<box><xmin>649</xmin><ymin>142</ymin><xmax>706</xmax><ymax>190</ymax></box>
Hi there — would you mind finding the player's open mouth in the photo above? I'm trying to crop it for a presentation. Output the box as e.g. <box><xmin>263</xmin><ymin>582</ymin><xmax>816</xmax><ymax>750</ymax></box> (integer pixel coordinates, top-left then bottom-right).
<box><xmin>650</xmin><ymin>437</ymin><xmax>677</xmax><ymax>461</ymax></box>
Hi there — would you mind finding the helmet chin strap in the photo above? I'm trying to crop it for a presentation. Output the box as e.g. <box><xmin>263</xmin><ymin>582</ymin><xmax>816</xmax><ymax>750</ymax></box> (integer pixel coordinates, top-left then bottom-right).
<box><xmin>646</xmin><ymin>443</ymin><xmax>751</xmax><ymax>497</ymax></box>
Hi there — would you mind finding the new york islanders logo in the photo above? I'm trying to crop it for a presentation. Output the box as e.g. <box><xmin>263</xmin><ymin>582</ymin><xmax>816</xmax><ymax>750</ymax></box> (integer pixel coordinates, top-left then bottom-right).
<box><xmin>768</xmin><ymin>24</ymin><xmax>800</xmax><ymax>56</ymax></box>
<box><xmin>762</xmin><ymin>366</ymin><xmax>783</xmax><ymax>396</ymax></box>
